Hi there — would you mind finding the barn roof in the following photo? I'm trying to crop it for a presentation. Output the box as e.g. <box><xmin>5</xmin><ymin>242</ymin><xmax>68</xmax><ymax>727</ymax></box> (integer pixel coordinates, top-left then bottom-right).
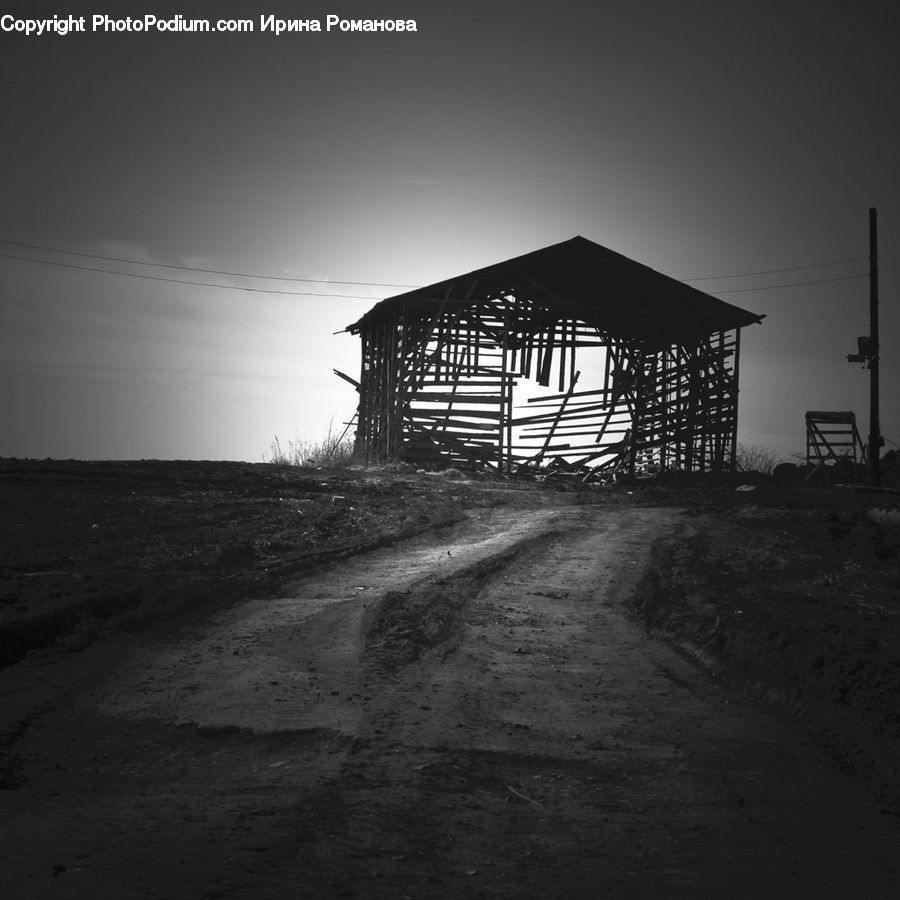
<box><xmin>347</xmin><ymin>235</ymin><xmax>764</xmax><ymax>347</ymax></box>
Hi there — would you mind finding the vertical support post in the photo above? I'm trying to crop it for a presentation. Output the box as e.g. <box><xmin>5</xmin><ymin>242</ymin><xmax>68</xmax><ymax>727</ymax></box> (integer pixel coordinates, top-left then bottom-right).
<box><xmin>558</xmin><ymin>318</ymin><xmax>567</xmax><ymax>393</ymax></box>
<box><xmin>731</xmin><ymin>328</ymin><xmax>741</xmax><ymax>472</ymax></box>
<box><xmin>505</xmin><ymin>371</ymin><xmax>513</xmax><ymax>475</ymax></box>
<box><xmin>569</xmin><ymin>318</ymin><xmax>577</xmax><ymax>389</ymax></box>
<box><xmin>539</xmin><ymin>321</ymin><xmax>555</xmax><ymax>386</ymax></box>
<box><xmin>627</xmin><ymin>348</ymin><xmax>640</xmax><ymax>479</ymax></box>
<box><xmin>869</xmin><ymin>207</ymin><xmax>881</xmax><ymax>487</ymax></box>
<box><xmin>500</xmin><ymin>342</ymin><xmax>511</xmax><ymax>474</ymax></box>
<box><xmin>395</xmin><ymin>306</ymin><xmax>406</xmax><ymax>460</ymax></box>
<box><xmin>658</xmin><ymin>347</ymin><xmax>670</xmax><ymax>472</ymax></box>
<box><xmin>683</xmin><ymin>347</ymin><xmax>697</xmax><ymax>472</ymax></box>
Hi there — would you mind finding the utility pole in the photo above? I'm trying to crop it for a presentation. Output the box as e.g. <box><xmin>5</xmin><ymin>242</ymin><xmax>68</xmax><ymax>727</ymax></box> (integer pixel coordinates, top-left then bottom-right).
<box><xmin>869</xmin><ymin>207</ymin><xmax>881</xmax><ymax>487</ymax></box>
<box><xmin>847</xmin><ymin>208</ymin><xmax>882</xmax><ymax>485</ymax></box>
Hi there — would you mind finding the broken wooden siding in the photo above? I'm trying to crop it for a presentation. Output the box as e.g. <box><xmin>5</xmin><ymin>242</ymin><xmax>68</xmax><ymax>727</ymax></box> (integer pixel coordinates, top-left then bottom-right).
<box><xmin>347</xmin><ymin>237</ymin><xmax>763</xmax><ymax>478</ymax></box>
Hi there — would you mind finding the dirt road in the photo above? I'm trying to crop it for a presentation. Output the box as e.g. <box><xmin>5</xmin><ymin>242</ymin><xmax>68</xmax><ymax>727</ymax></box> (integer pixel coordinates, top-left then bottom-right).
<box><xmin>2</xmin><ymin>501</ymin><xmax>898</xmax><ymax>898</ymax></box>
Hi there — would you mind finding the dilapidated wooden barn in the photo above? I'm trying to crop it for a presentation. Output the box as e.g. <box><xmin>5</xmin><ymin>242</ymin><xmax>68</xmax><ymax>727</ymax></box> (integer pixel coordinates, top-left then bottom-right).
<box><xmin>344</xmin><ymin>236</ymin><xmax>764</xmax><ymax>479</ymax></box>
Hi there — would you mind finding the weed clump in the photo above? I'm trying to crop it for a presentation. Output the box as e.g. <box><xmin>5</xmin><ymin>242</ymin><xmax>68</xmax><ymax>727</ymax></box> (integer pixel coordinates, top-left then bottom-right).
<box><xmin>264</xmin><ymin>421</ymin><xmax>353</xmax><ymax>468</ymax></box>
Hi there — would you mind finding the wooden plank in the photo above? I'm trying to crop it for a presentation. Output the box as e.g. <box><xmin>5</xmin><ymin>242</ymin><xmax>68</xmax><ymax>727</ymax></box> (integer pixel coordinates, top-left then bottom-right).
<box><xmin>538</xmin><ymin>322</ymin><xmax>555</xmax><ymax>386</ymax></box>
<box><xmin>569</xmin><ymin>319</ymin><xmax>577</xmax><ymax>389</ymax></box>
<box><xmin>535</xmin><ymin>442</ymin><xmax>627</xmax><ymax>453</ymax></box>
<box><xmin>531</xmin><ymin>370</ymin><xmax>580</xmax><ymax>462</ymax></box>
<box><xmin>558</xmin><ymin>319</ymin><xmax>567</xmax><ymax>394</ymax></box>
<box><xmin>409</xmin><ymin>418</ymin><xmax>500</xmax><ymax>433</ymax></box>
<box><xmin>510</xmin><ymin>442</ymin><xmax>572</xmax><ymax>452</ymax></box>
<box><xmin>412</xmin><ymin>393</ymin><xmax>502</xmax><ymax>404</ymax></box>
<box><xmin>412</xmin><ymin>406</ymin><xmax>503</xmax><ymax>420</ymax></box>
<box><xmin>521</xmin><ymin>426</ymin><xmax>631</xmax><ymax>439</ymax></box>
<box><xmin>417</xmin><ymin>378</ymin><xmax>515</xmax><ymax>387</ymax></box>
<box><xmin>512</xmin><ymin>405</ymin><xmax>630</xmax><ymax>427</ymax></box>
<box><xmin>333</xmin><ymin>368</ymin><xmax>360</xmax><ymax>390</ymax></box>
<box><xmin>534</xmin><ymin>326</ymin><xmax>545</xmax><ymax>386</ymax></box>
<box><xmin>522</xmin><ymin>399</ymin><xmax>613</xmax><ymax>409</ymax></box>
<box><xmin>527</xmin><ymin>387</ymin><xmax>613</xmax><ymax>404</ymax></box>
<box><xmin>415</xmin><ymin>427</ymin><xmax>498</xmax><ymax>462</ymax></box>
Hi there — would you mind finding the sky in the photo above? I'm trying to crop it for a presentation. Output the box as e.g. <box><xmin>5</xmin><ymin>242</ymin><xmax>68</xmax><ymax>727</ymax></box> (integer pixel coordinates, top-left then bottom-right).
<box><xmin>1</xmin><ymin>0</ymin><xmax>897</xmax><ymax>464</ymax></box>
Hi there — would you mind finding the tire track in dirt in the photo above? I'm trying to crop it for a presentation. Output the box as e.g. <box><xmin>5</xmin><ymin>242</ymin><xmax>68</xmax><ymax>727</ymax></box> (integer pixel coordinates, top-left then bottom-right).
<box><xmin>294</xmin><ymin>506</ymin><xmax>900</xmax><ymax>898</ymax></box>
<box><xmin>2</xmin><ymin>504</ymin><xmax>573</xmax><ymax>899</ymax></box>
<box><xmin>88</xmin><ymin>505</ymin><xmax>570</xmax><ymax>732</ymax></box>
<box><xmin>2</xmin><ymin>502</ymin><xmax>899</xmax><ymax>898</ymax></box>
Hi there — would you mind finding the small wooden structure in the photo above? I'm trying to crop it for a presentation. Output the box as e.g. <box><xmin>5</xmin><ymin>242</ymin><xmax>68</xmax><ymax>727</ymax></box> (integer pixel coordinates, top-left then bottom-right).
<box><xmin>345</xmin><ymin>236</ymin><xmax>764</xmax><ymax>478</ymax></box>
<box><xmin>805</xmin><ymin>410</ymin><xmax>865</xmax><ymax>483</ymax></box>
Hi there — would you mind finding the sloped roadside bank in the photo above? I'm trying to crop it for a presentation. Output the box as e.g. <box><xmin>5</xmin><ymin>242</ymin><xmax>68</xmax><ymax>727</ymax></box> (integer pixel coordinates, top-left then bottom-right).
<box><xmin>628</xmin><ymin>483</ymin><xmax>900</xmax><ymax>811</ymax></box>
<box><xmin>0</xmin><ymin>459</ymin><xmax>505</xmax><ymax>667</ymax></box>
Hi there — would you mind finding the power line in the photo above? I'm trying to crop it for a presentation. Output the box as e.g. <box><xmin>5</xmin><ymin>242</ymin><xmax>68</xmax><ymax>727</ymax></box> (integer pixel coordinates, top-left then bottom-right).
<box><xmin>1</xmin><ymin>236</ymin><xmax>872</xmax><ymax>288</ymax></box>
<box><xmin>0</xmin><ymin>238</ymin><xmax>418</xmax><ymax>289</ymax></box>
<box><xmin>681</xmin><ymin>256</ymin><xmax>869</xmax><ymax>282</ymax></box>
<box><xmin>0</xmin><ymin>236</ymin><xmax>873</xmax><ymax>298</ymax></box>
<box><xmin>0</xmin><ymin>251</ymin><xmax>381</xmax><ymax>298</ymax></box>
<box><xmin>709</xmin><ymin>272</ymin><xmax>868</xmax><ymax>294</ymax></box>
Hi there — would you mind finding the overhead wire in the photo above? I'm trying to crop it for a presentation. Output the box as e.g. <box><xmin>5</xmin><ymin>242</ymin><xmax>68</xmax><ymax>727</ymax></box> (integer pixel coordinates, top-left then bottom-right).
<box><xmin>0</xmin><ymin>237</ymin><xmax>874</xmax><ymax>297</ymax></box>
<box><xmin>0</xmin><ymin>251</ymin><xmax>382</xmax><ymax>299</ymax></box>
<box><xmin>680</xmin><ymin>256</ymin><xmax>869</xmax><ymax>282</ymax></box>
<box><xmin>708</xmin><ymin>272</ymin><xmax>869</xmax><ymax>294</ymax></box>
<box><xmin>0</xmin><ymin>237</ymin><xmax>418</xmax><ymax>290</ymax></box>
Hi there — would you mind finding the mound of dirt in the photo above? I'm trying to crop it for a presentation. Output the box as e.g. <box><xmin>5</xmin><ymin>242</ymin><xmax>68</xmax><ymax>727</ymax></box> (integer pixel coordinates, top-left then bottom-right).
<box><xmin>629</xmin><ymin>483</ymin><xmax>900</xmax><ymax>808</ymax></box>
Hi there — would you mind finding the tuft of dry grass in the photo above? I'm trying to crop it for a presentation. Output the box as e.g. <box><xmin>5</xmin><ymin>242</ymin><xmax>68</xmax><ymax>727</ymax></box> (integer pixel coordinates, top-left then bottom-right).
<box><xmin>734</xmin><ymin>442</ymin><xmax>778</xmax><ymax>475</ymax></box>
<box><xmin>264</xmin><ymin>420</ymin><xmax>354</xmax><ymax>468</ymax></box>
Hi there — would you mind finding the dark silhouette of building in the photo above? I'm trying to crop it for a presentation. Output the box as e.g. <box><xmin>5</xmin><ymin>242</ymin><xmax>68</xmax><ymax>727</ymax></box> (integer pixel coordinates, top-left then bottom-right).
<box><xmin>345</xmin><ymin>236</ymin><xmax>764</xmax><ymax>478</ymax></box>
